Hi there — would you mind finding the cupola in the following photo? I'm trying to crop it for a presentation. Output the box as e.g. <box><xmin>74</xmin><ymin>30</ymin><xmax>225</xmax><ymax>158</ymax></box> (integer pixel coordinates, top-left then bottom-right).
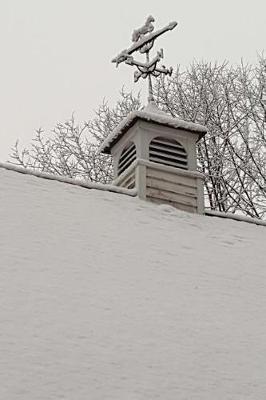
<box><xmin>100</xmin><ymin>102</ymin><xmax>207</xmax><ymax>213</ymax></box>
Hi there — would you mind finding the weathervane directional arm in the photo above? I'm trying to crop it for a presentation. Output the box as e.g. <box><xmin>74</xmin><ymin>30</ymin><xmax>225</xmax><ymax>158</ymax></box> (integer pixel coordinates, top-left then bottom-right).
<box><xmin>112</xmin><ymin>21</ymin><xmax>177</xmax><ymax>66</ymax></box>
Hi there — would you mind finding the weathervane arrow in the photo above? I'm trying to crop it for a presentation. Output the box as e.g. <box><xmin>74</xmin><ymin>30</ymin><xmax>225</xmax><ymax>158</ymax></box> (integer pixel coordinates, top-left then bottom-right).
<box><xmin>111</xmin><ymin>16</ymin><xmax>178</xmax><ymax>103</ymax></box>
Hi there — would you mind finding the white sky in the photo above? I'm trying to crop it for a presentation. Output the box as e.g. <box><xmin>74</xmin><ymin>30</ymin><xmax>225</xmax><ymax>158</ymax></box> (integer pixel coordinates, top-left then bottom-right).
<box><xmin>0</xmin><ymin>0</ymin><xmax>265</xmax><ymax>161</ymax></box>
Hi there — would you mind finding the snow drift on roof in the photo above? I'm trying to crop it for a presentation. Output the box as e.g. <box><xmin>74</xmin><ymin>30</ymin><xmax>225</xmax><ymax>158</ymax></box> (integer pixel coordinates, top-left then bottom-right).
<box><xmin>1</xmin><ymin>167</ymin><xmax>266</xmax><ymax>399</ymax></box>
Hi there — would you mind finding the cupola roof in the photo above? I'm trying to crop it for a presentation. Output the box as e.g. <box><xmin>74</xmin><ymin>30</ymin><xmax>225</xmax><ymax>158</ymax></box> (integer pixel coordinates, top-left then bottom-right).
<box><xmin>100</xmin><ymin>102</ymin><xmax>207</xmax><ymax>154</ymax></box>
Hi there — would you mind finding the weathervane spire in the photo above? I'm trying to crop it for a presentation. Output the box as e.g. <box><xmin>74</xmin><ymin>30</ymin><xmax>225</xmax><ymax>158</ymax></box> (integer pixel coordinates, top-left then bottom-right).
<box><xmin>112</xmin><ymin>16</ymin><xmax>178</xmax><ymax>103</ymax></box>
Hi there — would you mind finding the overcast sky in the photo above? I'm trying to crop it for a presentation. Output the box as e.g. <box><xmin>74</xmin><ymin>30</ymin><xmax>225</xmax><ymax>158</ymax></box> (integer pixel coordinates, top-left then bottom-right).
<box><xmin>0</xmin><ymin>0</ymin><xmax>265</xmax><ymax>161</ymax></box>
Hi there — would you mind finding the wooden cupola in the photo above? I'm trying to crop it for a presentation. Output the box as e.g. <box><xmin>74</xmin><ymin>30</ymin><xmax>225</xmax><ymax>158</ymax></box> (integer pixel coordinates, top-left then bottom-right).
<box><xmin>100</xmin><ymin>102</ymin><xmax>207</xmax><ymax>213</ymax></box>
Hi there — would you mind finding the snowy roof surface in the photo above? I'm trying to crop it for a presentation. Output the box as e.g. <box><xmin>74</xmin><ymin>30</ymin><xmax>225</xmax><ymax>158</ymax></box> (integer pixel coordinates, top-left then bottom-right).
<box><xmin>100</xmin><ymin>102</ymin><xmax>207</xmax><ymax>154</ymax></box>
<box><xmin>1</xmin><ymin>165</ymin><xmax>266</xmax><ymax>400</ymax></box>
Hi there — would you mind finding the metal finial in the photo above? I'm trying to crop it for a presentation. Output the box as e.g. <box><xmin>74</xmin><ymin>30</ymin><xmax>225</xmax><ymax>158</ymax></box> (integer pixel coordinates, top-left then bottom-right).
<box><xmin>112</xmin><ymin>16</ymin><xmax>178</xmax><ymax>103</ymax></box>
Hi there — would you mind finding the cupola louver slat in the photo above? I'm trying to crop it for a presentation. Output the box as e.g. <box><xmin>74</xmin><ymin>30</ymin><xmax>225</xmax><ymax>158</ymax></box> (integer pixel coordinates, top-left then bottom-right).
<box><xmin>149</xmin><ymin>137</ymin><xmax>188</xmax><ymax>170</ymax></box>
<box><xmin>118</xmin><ymin>142</ymin><xmax>137</xmax><ymax>175</ymax></box>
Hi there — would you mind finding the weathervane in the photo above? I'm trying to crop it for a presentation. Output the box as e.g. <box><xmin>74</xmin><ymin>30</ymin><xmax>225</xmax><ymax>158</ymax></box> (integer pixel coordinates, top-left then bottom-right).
<box><xmin>112</xmin><ymin>16</ymin><xmax>178</xmax><ymax>103</ymax></box>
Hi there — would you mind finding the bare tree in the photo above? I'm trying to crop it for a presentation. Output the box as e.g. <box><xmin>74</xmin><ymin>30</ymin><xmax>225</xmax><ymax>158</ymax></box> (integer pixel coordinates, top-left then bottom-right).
<box><xmin>154</xmin><ymin>60</ymin><xmax>266</xmax><ymax>218</ymax></box>
<box><xmin>11</xmin><ymin>90</ymin><xmax>142</xmax><ymax>183</ymax></box>
<box><xmin>10</xmin><ymin>61</ymin><xmax>266</xmax><ymax>218</ymax></box>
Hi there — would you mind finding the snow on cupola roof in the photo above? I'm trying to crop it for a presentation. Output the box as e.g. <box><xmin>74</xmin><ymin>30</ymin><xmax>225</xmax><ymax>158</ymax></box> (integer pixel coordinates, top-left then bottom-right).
<box><xmin>100</xmin><ymin>102</ymin><xmax>207</xmax><ymax>154</ymax></box>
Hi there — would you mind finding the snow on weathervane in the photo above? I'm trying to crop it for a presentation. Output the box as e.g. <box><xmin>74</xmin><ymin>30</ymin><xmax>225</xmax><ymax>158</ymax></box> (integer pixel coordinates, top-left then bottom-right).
<box><xmin>112</xmin><ymin>16</ymin><xmax>178</xmax><ymax>103</ymax></box>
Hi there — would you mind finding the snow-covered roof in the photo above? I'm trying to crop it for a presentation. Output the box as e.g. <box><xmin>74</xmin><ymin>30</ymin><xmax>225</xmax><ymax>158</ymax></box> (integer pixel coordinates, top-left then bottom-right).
<box><xmin>100</xmin><ymin>102</ymin><xmax>207</xmax><ymax>154</ymax></box>
<box><xmin>1</xmin><ymin>164</ymin><xmax>266</xmax><ymax>399</ymax></box>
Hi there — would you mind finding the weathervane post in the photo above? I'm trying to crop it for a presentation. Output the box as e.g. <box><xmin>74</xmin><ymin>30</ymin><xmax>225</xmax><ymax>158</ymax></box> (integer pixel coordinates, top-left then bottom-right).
<box><xmin>112</xmin><ymin>16</ymin><xmax>177</xmax><ymax>104</ymax></box>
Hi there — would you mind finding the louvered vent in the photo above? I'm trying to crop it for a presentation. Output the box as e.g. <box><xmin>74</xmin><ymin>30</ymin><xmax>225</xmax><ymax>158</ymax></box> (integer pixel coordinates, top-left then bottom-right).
<box><xmin>118</xmin><ymin>142</ymin><xmax>137</xmax><ymax>175</ymax></box>
<box><xmin>149</xmin><ymin>137</ymin><xmax>188</xmax><ymax>170</ymax></box>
